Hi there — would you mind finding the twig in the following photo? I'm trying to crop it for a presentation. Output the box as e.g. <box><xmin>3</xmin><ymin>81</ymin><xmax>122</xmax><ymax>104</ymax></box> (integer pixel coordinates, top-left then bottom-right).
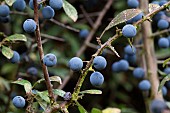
<box><xmin>157</xmin><ymin>60</ymin><xmax>170</xmax><ymax>65</ymax></box>
<box><xmin>41</xmin><ymin>33</ymin><xmax>65</xmax><ymax>42</ymax></box>
<box><xmin>76</xmin><ymin>0</ymin><xmax>114</xmax><ymax>56</ymax></box>
<box><xmin>79</xmin><ymin>12</ymin><xmax>100</xmax><ymax>18</ymax></box>
<box><xmin>151</xmin><ymin>28</ymin><xmax>170</xmax><ymax>37</ymax></box>
<box><xmin>33</xmin><ymin>0</ymin><xmax>55</xmax><ymax>102</ymax></box>
<box><xmin>10</xmin><ymin>11</ymin><xmax>28</xmax><ymax>16</ymax></box>
<box><xmin>80</xmin><ymin>5</ymin><xmax>94</xmax><ymax>27</ymax></box>
<box><xmin>50</xmin><ymin>19</ymin><xmax>80</xmax><ymax>32</ymax></box>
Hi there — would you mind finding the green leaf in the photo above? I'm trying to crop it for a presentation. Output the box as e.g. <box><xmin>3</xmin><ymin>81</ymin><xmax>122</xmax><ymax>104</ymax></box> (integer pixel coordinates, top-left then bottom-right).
<box><xmin>63</xmin><ymin>0</ymin><xmax>78</xmax><ymax>22</ymax></box>
<box><xmin>158</xmin><ymin>74</ymin><xmax>170</xmax><ymax>92</ymax></box>
<box><xmin>5</xmin><ymin>0</ymin><xmax>16</xmax><ymax>6</ymax></box>
<box><xmin>33</xmin><ymin>76</ymin><xmax>62</xmax><ymax>88</ymax></box>
<box><xmin>6</xmin><ymin>34</ymin><xmax>27</xmax><ymax>42</ymax></box>
<box><xmin>102</xmin><ymin>108</ymin><xmax>121</xmax><ymax>113</ymax></box>
<box><xmin>36</xmin><ymin>90</ymin><xmax>50</xmax><ymax>103</ymax></box>
<box><xmin>0</xmin><ymin>76</ymin><xmax>10</xmax><ymax>91</ymax></box>
<box><xmin>105</xmin><ymin>9</ymin><xmax>142</xmax><ymax>31</ymax></box>
<box><xmin>80</xmin><ymin>90</ymin><xmax>102</xmax><ymax>95</ymax></box>
<box><xmin>163</xmin><ymin>57</ymin><xmax>170</xmax><ymax>67</ymax></box>
<box><xmin>158</xmin><ymin>69</ymin><xmax>167</xmax><ymax>76</ymax></box>
<box><xmin>2</xmin><ymin>46</ymin><xmax>13</xmax><ymax>59</ymax></box>
<box><xmin>12</xmin><ymin>79</ymin><xmax>32</xmax><ymax>93</ymax></box>
<box><xmin>35</xmin><ymin>96</ymin><xmax>48</xmax><ymax>110</ymax></box>
<box><xmin>91</xmin><ymin>108</ymin><xmax>102</xmax><ymax>113</ymax></box>
<box><xmin>76</xmin><ymin>101</ymin><xmax>88</xmax><ymax>113</ymax></box>
<box><xmin>53</xmin><ymin>89</ymin><xmax>66</xmax><ymax>97</ymax></box>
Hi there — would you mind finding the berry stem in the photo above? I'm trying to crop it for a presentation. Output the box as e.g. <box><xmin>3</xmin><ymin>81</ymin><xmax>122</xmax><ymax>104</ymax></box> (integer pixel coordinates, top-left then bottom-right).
<box><xmin>33</xmin><ymin>0</ymin><xmax>55</xmax><ymax>102</ymax></box>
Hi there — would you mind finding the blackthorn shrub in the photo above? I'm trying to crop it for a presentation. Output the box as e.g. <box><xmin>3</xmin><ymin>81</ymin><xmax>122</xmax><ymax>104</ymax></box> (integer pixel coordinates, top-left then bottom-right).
<box><xmin>122</xmin><ymin>24</ymin><xmax>137</xmax><ymax>38</ymax></box>
<box><xmin>0</xmin><ymin>5</ymin><xmax>10</xmax><ymax>17</ymax></box>
<box><xmin>10</xmin><ymin>51</ymin><xmax>20</xmax><ymax>63</ymax></box>
<box><xmin>43</xmin><ymin>53</ymin><xmax>57</xmax><ymax>67</ymax></box>
<box><xmin>42</xmin><ymin>6</ymin><xmax>55</xmax><ymax>19</ymax></box>
<box><xmin>23</xmin><ymin>19</ymin><xmax>36</xmax><ymax>33</ymax></box>
<box><xmin>150</xmin><ymin>99</ymin><xmax>167</xmax><ymax>113</ymax></box>
<box><xmin>127</xmin><ymin>0</ymin><xmax>139</xmax><ymax>8</ymax></box>
<box><xmin>124</xmin><ymin>45</ymin><xmax>136</xmax><ymax>55</ymax></box>
<box><xmin>138</xmin><ymin>80</ymin><xmax>151</xmax><ymax>91</ymax></box>
<box><xmin>93</xmin><ymin>56</ymin><xmax>107</xmax><ymax>70</ymax></box>
<box><xmin>157</xmin><ymin>19</ymin><xmax>169</xmax><ymax>30</ymax></box>
<box><xmin>13</xmin><ymin>0</ymin><xmax>26</xmax><ymax>11</ymax></box>
<box><xmin>158</xmin><ymin>37</ymin><xmax>169</xmax><ymax>48</ymax></box>
<box><xmin>49</xmin><ymin>0</ymin><xmax>63</xmax><ymax>10</ymax></box>
<box><xmin>79</xmin><ymin>29</ymin><xmax>89</xmax><ymax>39</ymax></box>
<box><xmin>133</xmin><ymin>67</ymin><xmax>145</xmax><ymax>79</ymax></box>
<box><xmin>27</xmin><ymin>67</ymin><xmax>38</xmax><ymax>76</ymax></box>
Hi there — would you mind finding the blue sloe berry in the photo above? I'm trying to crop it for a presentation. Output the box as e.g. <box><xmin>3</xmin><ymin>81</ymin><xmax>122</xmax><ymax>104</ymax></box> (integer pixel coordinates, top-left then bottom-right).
<box><xmin>159</xmin><ymin>0</ymin><xmax>167</xmax><ymax>6</ymax></box>
<box><xmin>42</xmin><ymin>6</ymin><xmax>55</xmax><ymax>19</ymax></box>
<box><xmin>13</xmin><ymin>0</ymin><xmax>26</xmax><ymax>11</ymax></box>
<box><xmin>124</xmin><ymin>45</ymin><xmax>136</xmax><ymax>55</ymax></box>
<box><xmin>162</xmin><ymin>86</ymin><xmax>167</xmax><ymax>96</ymax></box>
<box><xmin>79</xmin><ymin>29</ymin><xmax>89</xmax><ymax>39</ymax></box>
<box><xmin>68</xmin><ymin>57</ymin><xmax>83</xmax><ymax>71</ymax></box>
<box><xmin>127</xmin><ymin>0</ymin><xmax>139</xmax><ymax>8</ymax></box>
<box><xmin>63</xmin><ymin>92</ymin><xmax>72</xmax><ymax>101</ymax></box>
<box><xmin>158</xmin><ymin>37</ymin><xmax>169</xmax><ymax>48</ymax></box>
<box><xmin>138</xmin><ymin>80</ymin><xmax>151</xmax><ymax>91</ymax></box>
<box><xmin>153</xmin><ymin>11</ymin><xmax>165</xmax><ymax>22</ymax></box>
<box><xmin>150</xmin><ymin>99</ymin><xmax>167</xmax><ymax>113</ymax></box>
<box><xmin>163</xmin><ymin>67</ymin><xmax>170</xmax><ymax>75</ymax></box>
<box><xmin>0</xmin><ymin>5</ymin><xmax>10</xmax><ymax>17</ymax></box>
<box><xmin>112</xmin><ymin>62</ymin><xmax>120</xmax><ymax>72</ymax></box>
<box><xmin>29</xmin><ymin>0</ymin><xmax>42</xmax><ymax>10</ymax></box>
<box><xmin>10</xmin><ymin>51</ymin><xmax>20</xmax><ymax>63</ymax></box>
<box><xmin>93</xmin><ymin>56</ymin><xmax>107</xmax><ymax>70</ymax></box>
<box><xmin>43</xmin><ymin>53</ymin><xmax>57</xmax><ymax>67</ymax></box>
<box><xmin>118</xmin><ymin>59</ymin><xmax>129</xmax><ymax>71</ymax></box>
<box><xmin>122</xmin><ymin>24</ymin><xmax>137</xmax><ymax>38</ymax></box>
<box><xmin>27</xmin><ymin>67</ymin><xmax>38</xmax><ymax>76</ymax></box>
<box><xmin>12</xmin><ymin>96</ymin><xmax>25</xmax><ymax>108</ymax></box>
<box><xmin>124</xmin><ymin>54</ymin><xmax>136</xmax><ymax>64</ymax></box>
<box><xmin>133</xmin><ymin>67</ymin><xmax>145</xmax><ymax>79</ymax></box>
<box><xmin>133</xmin><ymin>13</ymin><xmax>144</xmax><ymax>22</ymax></box>
<box><xmin>49</xmin><ymin>0</ymin><xmax>63</xmax><ymax>10</ymax></box>
<box><xmin>157</xmin><ymin>19</ymin><xmax>169</xmax><ymax>29</ymax></box>
<box><xmin>90</xmin><ymin>71</ymin><xmax>104</xmax><ymax>86</ymax></box>
<box><xmin>0</xmin><ymin>16</ymin><xmax>10</xmax><ymax>23</ymax></box>
<box><xmin>23</xmin><ymin>19</ymin><xmax>36</xmax><ymax>33</ymax></box>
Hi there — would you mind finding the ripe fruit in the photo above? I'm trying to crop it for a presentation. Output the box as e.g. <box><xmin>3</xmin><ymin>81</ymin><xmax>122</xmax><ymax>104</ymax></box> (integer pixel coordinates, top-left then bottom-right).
<box><xmin>68</xmin><ymin>57</ymin><xmax>83</xmax><ymax>71</ymax></box>
<box><xmin>118</xmin><ymin>59</ymin><xmax>129</xmax><ymax>71</ymax></box>
<box><xmin>79</xmin><ymin>29</ymin><xmax>89</xmax><ymax>38</ymax></box>
<box><xmin>112</xmin><ymin>62</ymin><xmax>120</xmax><ymax>72</ymax></box>
<box><xmin>13</xmin><ymin>0</ymin><xmax>26</xmax><ymax>11</ymax></box>
<box><xmin>0</xmin><ymin>5</ymin><xmax>10</xmax><ymax>17</ymax></box>
<box><xmin>157</xmin><ymin>19</ymin><xmax>169</xmax><ymax>30</ymax></box>
<box><xmin>93</xmin><ymin>56</ymin><xmax>107</xmax><ymax>70</ymax></box>
<box><xmin>124</xmin><ymin>54</ymin><xmax>136</xmax><ymax>64</ymax></box>
<box><xmin>138</xmin><ymin>80</ymin><xmax>151</xmax><ymax>91</ymax></box>
<box><xmin>164</xmin><ymin>67</ymin><xmax>170</xmax><ymax>74</ymax></box>
<box><xmin>90</xmin><ymin>72</ymin><xmax>104</xmax><ymax>86</ymax></box>
<box><xmin>10</xmin><ymin>51</ymin><xmax>20</xmax><ymax>63</ymax></box>
<box><xmin>150</xmin><ymin>99</ymin><xmax>167</xmax><ymax>113</ymax></box>
<box><xmin>27</xmin><ymin>67</ymin><xmax>38</xmax><ymax>76</ymax></box>
<box><xmin>0</xmin><ymin>16</ymin><xmax>10</xmax><ymax>23</ymax></box>
<box><xmin>153</xmin><ymin>11</ymin><xmax>165</xmax><ymax>22</ymax></box>
<box><xmin>162</xmin><ymin>86</ymin><xmax>167</xmax><ymax>96</ymax></box>
<box><xmin>49</xmin><ymin>0</ymin><xmax>63</xmax><ymax>10</ymax></box>
<box><xmin>12</xmin><ymin>96</ymin><xmax>25</xmax><ymax>108</ymax></box>
<box><xmin>133</xmin><ymin>67</ymin><xmax>145</xmax><ymax>79</ymax></box>
<box><xmin>132</xmin><ymin>13</ymin><xmax>144</xmax><ymax>22</ymax></box>
<box><xmin>23</xmin><ymin>19</ymin><xmax>36</xmax><ymax>33</ymax></box>
<box><xmin>127</xmin><ymin>0</ymin><xmax>139</xmax><ymax>8</ymax></box>
<box><xmin>122</xmin><ymin>24</ymin><xmax>137</xmax><ymax>38</ymax></box>
<box><xmin>29</xmin><ymin>0</ymin><xmax>42</xmax><ymax>10</ymax></box>
<box><xmin>158</xmin><ymin>38</ymin><xmax>169</xmax><ymax>48</ymax></box>
<box><xmin>42</xmin><ymin>6</ymin><xmax>55</xmax><ymax>19</ymax></box>
<box><xmin>159</xmin><ymin>0</ymin><xmax>167</xmax><ymax>6</ymax></box>
<box><xmin>43</xmin><ymin>53</ymin><xmax>57</xmax><ymax>67</ymax></box>
<box><xmin>124</xmin><ymin>45</ymin><xmax>136</xmax><ymax>55</ymax></box>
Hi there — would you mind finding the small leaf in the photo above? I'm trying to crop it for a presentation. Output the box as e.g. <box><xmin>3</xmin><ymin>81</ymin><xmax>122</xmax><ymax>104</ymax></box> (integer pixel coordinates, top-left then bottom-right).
<box><xmin>91</xmin><ymin>108</ymin><xmax>102</xmax><ymax>113</ymax></box>
<box><xmin>105</xmin><ymin>9</ymin><xmax>142</xmax><ymax>31</ymax></box>
<box><xmin>6</xmin><ymin>34</ymin><xmax>27</xmax><ymax>42</ymax></box>
<box><xmin>63</xmin><ymin>0</ymin><xmax>78</xmax><ymax>22</ymax></box>
<box><xmin>163</xmin><ymin>57</ymin><xmax>170</xmax><ymax>67</ymax></box>
<box><xmin>35</xmin><ymin>96</ymin><xmax>48</xmax><ymax>110</ymax></box>
<box><xmin>158</xmin><ymin>74</ymin><xmax>170</xmax><ymax>92</ymax></box>
<box><xmin>158</xmin><ymin>69</ymin><xmax>167</xmax><ymax>76</ymax></box>
<box><xmin>76</xmin><ymin>101</ymin><xmax>88</xmax><ymax>113</ymax></box>
<box><xmin>36</xmin><ymin>90</ymin><xmax>50</xmax><ymax>103</ymax></box>
<box><xmin>149</xmin><ymin>3</ymin><xmax>160</xmax><ymax>13</ymax></box>
<box><xmin>12</xmin><ymin>79</ymin><xmax>32</xmax><ymax>93</ymax></box>
<box><xmin>102</xmin><ymin>108</ymin><xmax>121</xmax><ymax>113</ymax></box>
<box><xmin>2</xmin><ymin>46</ymin><xmax>13</xmax><ymax>59</ymax></box>
<box><xmin>53</xmin><ymin>89</ymin><xmax>66</xmax><ymax>97</ymax></box>
<box><xmin>80</xmin><ymin>90</ymin><xmax>102</xmax><ymax>95</ymax></box>
<box><xmin>5</xmin><ymin>0</ymin><xmax>16</xmax><ymax>6</ymax></box>
<box><xmin>0</xmin><ymin>76</ymin><xmax>10</xmax><ymax>91</ymax></box>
